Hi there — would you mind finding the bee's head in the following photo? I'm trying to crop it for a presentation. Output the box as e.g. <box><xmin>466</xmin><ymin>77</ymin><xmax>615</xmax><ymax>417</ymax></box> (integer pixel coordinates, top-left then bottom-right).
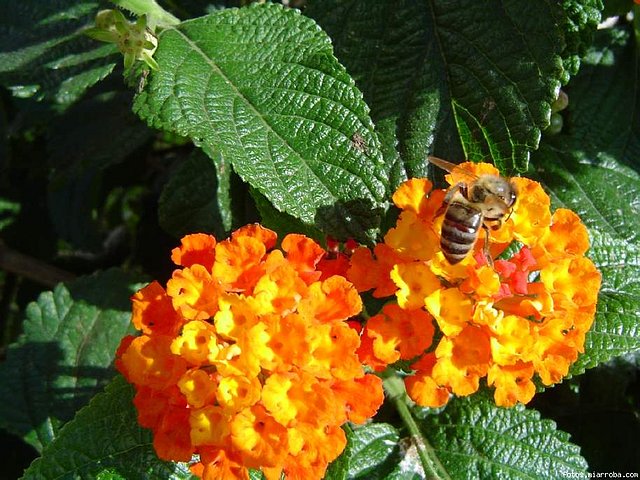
<box><xmin>473</xmin><ymin>175</ymin><xmax>517</xmax><ymax>208</ymax></box>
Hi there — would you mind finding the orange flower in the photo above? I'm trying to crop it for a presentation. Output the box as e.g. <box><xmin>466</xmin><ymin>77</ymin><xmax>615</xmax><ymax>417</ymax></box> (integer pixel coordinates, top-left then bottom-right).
<box><xmin>361</xmin><ymin>304</ymin><xmax>434</xmax><ymax>366</ymax></box>
<box><xmin>281</xmin><ymin>234</ymin><xmax>324</xmax><ymax>284</ymax></box>
<box><xmin>405</xmin><ymin>353</ymin><xmax>450</xmax><ymax>407</ymax></box>
<box><xmin>348</xmin><ymin>243</ymin><xmax>406</xmax><ymax>297</ymax></box>
<box><xmin>333</xmin><ymin>374</ymin><xmax>384</xmax><ymax>424</ymax></box>
<box><xmin>432</xmin><ymin>325</ymin><xmax>492</xmax><ymax>396</ymax></box>
<box><xmin>348</xmin><ymin>163</ymin><xmax>601</xmax><ymax>408</ymax></box>
<box><xmin>230</xmin><ymin>405</ymin><xmax>289</xmax><ymax>469</ymax></box>
<box><xmin>116</xmin><ymin>225</ymin><xmax>384</xmax><ymax>480</ymax></box>
<box><xmin>131</xmin><ymin>281</ymin><xmax>184</xmax><ymax>336</ymax></box>
<box><xmin>171</xmin><ymin>233</ymin><xmax>217</xmax><ymax>270</ymax></box>
<box><xmin>197</xmin><ymin>448</ymin><xmax>248</xmax><ymax>480</ymax></box>
<box><xmin>118</xmin><ymin>335</ymin><xmax>187</xmax><ymax>389</ymax></box>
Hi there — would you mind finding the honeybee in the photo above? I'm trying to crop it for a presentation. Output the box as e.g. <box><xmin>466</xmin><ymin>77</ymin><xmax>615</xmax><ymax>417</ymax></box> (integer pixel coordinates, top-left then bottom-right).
<box><xmin>428</xmin><ymin>156</ymin><xmax>517</xmax><ymax>265</ymax></box>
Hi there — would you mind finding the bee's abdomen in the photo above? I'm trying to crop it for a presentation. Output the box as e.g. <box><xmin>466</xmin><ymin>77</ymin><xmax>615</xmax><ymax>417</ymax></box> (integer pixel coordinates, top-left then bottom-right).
<box><xmin>441</xmin><ymin>202</ymin><xmax>483</xmax><ymax>264</ymax></box>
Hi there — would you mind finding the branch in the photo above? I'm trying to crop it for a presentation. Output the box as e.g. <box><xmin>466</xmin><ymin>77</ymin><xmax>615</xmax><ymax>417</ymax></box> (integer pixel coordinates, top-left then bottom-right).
<box><xmin>0</xmin><ymin>241</ymin><xmax>76</xmax><ymax>287</ymax></box>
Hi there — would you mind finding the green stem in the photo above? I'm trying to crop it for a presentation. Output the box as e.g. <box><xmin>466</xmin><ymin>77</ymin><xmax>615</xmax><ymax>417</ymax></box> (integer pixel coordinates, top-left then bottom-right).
<box><xmin>383</xmin><ymin>372</ymin><xmax>451</xmax><ymax>480</ymax></box>
<box><xmin>634</xmin><ymin>4</ymin><xmax>640</xmax><ymax>53</ymax></box>
<box><xmin>111</xmin><ymin>0</ymin><xmax>180</xmax><ymax>27</ymax></box>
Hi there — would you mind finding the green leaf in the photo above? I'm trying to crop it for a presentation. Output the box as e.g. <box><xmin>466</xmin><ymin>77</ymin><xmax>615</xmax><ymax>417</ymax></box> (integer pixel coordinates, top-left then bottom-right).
<box><xmin>535</xmin><ymin>142</ymin><xmax>640</xmax><ymax>244</ymax></box>
<box><xmin>420</xmin><ymin>395</ymin><xmax>588</xmax><ymax>479</ymax></box>
<box><xmin>0</xmin><ymin>0</ymin><xmax>119</xmax><ymax>107</ymax></box>
<box><xmin>134</xmin><ymin>3</ymin><xmax>388</xmax><ymax>242</ymax></box>
<box><xmin>158</xmin><ymin>147</ymin><xmax>233</xmax><ymax>239</ymax></box>
<box><xmin>248</xmin><ymin>469</ymin><xmax>265</xmax><ymax>480</ymax></box>
<box><xmin>307</xmin><ymin>0</ymin><xmax>566</xmax><ymax>175</ymax></box>
<box><xmin>0</xmin><ymin>95</ymin><xmax>9</xmax><ymax>166</ymax></box>
<box><xmin>556</xmin><ymin>0</ymin><xmax>603</xmax><ymax>81</ymax></box>
<box><xmin>0</xmin><ymin>269</ymin><xmax>144</xmax><ymax>452</ymax></box>
<box><xmin>48</xmin><ymin>90</ymin><xmax>152</xmax><ymax>176</ymax></box>
<box><xmin>45</xmin><ymin>89</ymin><xmax>152</xmax><ymax>249</ymax></box>
<box><xmin>22</xmin><ymin>376</ymin><xmax>196</xmax><ymax>480</ymax></box>
<box><xmin>534</xmin><ymin>27</ymin><xmax>640</xmax><ymax>242</ymax></box>
<box><xmin>531</xmin><ymin>25</ymin><xmax>640</xmax><ymax>374</ymax></box>
<box><xmin>331</xmin><ymin>423</ymin><xmax>404</xmax><ymax>480</ymax></box>
<box><xmin>0</xmin><ymin>197</ymin><xmax>21</xmax><ymax>231</ymax></box>
<box><xmin>553</xmin><ymin>354</ymin><xmax>640</xmax><ymax>472</ymax></box>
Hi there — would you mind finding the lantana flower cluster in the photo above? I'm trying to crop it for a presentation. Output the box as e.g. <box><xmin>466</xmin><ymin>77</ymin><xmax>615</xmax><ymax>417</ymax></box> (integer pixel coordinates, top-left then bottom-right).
<box><xmin>116</xmin><ymin>225</ymin><xmax>383</xmax><ymax>480</ymax></box>
<box><xmin>347</xmin><ymin>163</ymin><xmax>601</xmax><ymax>407</ymax></box>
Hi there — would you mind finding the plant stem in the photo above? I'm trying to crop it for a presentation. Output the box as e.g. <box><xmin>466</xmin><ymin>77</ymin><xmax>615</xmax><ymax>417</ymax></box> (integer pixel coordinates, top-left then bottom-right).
<box><xmin>383</xmin><ymin>372</ymin><xmax>451</xmax><ymax>480</ymax></box>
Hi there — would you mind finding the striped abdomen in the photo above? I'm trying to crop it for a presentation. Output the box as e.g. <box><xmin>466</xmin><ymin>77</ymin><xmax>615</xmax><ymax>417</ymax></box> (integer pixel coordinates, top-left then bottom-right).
<box><xmin>440</xmin><ymin>202</ymin><xmax>483</xmax><ymax>264</ymax></box>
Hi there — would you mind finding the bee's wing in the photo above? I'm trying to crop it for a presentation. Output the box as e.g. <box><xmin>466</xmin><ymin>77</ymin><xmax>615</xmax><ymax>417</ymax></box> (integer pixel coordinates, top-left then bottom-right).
<box><xmin>428</xmin><ymin>156</ymin><xmax>479</xmax><ymax>182</ymax></box>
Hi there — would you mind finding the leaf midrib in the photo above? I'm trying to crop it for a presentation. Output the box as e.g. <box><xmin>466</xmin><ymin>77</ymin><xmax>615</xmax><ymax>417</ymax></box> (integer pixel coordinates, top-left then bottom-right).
<box><xmin>165</xmin><ymin>25</ymin><xmax>343</xmax><ymax>210</ymax></box>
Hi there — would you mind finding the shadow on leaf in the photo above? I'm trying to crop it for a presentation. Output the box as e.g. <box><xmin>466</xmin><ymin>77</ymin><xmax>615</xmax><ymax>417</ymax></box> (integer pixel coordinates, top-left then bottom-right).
<box><xmin>314</xmin><ymin>197</ymin><xmax>385</xmax><ymax>245</ymax></box>
<box><xmin>0</xmin><ymin>340</ymin><xmax>117</xmax><ymax>451</ymax></box>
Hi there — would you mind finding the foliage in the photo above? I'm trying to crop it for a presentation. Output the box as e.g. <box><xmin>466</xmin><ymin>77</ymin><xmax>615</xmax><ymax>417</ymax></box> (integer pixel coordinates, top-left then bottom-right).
<box><xmin>1</xmin><ymin>0</ymin><xmax>639</xmax><ymax>478</ymax></box>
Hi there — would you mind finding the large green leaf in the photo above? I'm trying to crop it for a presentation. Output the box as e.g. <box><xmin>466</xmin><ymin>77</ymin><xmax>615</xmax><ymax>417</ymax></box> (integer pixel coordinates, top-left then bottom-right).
<box><xmin>0</xmin><ymin>0</ymin><xmax>118</xmax><ymax>107</ymax></box>
<box><xmin>134</xmin><ymin>3</ymin><xmax>389</xmax><ymax>242</ymax></box>
<box><xmin>419</xmin><ymin>394</ymin><xmax>588</xmax><ymax>479</ymax></box>
<box><xmin>532</xmin><ymin>25</ymin><xmax>640</xmax><ymax>374</ymax></box>
<box><xmin>306</xmin><ymin>0</ymin><xmax>566</xmax><ymax>176</ymax></box>
<box><xmin>21</xmin><ymin>376</ymin><xmax>196</xmax><ymax>480</ymax></box>
<box><xmin>0</xmin><ymin>269</ymin><xmax>143</xmax><ymax>452</ymax></box>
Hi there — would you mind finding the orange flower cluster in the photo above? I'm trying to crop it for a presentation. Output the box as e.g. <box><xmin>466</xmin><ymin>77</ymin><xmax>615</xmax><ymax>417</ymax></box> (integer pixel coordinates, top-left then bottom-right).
<box><xmin>348</xmin><ymin>163</ymin><xmax>601</xmax><ymax>407</ymax></box>
<box><xmin>116</xmin><ymin>225</ymin><xmax>383</xmax><ymax>480</ymax></box>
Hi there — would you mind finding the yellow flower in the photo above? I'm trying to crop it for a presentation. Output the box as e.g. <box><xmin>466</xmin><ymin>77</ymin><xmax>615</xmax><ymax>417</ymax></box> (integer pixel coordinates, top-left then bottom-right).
<box><xmin>487</xmin><ymin>362</ymin><xmax>536</xmax><ymax>407</ymax></box>
<box><xmin>190</xmin><ymin>405</ymin><xmax>230</xmax><ymax>446</ymax></box>
<box><xmin>391</xmin><ymin>261</ymin><xmax>441</xmax><ymax>309</ymax></box>
<box><xmin>167</xmin><ymin>265</ymin><xmax>221</xmax><ymax>320</ymax></box>
<box><xmin>230</xmin><ymin>405</ymin><xmax>289</xmax><ymax>469</ymax></box>
<box><xmin>424</xmin><ymin>288</ymin><xmax>474</xmax><ymax>337</ymax></box>
<box><xmin>171</xmin><ymin>320</ymin><xmax>222</xmax><ymax>366</ymax></box>
<box><xmin>178</xmin><ymin>368</ymin><xmax>217</xmax><ymax>408</ymax></box>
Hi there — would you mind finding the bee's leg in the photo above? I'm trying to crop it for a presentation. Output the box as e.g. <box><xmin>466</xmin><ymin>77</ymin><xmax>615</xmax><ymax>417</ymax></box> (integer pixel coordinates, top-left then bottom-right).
<box><xmin>436</xmin><ymin>182</ymin><xmax>467</xmax><ymax>217</ymax></box>
<box><xmin>482</xmin><ymin>225</ymin><xmax>494</xmax><ymax>267</ymax></box>
<box><xmin>444</xmin><ymin>183</ymin><xmax>467</xmax><ymax>203</ymax></box>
